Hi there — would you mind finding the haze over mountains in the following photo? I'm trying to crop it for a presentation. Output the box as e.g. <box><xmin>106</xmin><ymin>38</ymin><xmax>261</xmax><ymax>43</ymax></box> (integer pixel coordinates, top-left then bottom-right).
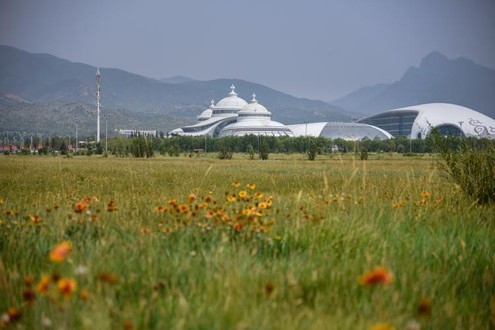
<box><xmin>0</xmin><ymin>45</ymin><xmax>353</xmax><ymax>135</ymax></box>
<box><xmin>332</xmin><ymin>52</ymin><xmax>495</xmax><ymax>119</ymax></box>
<box><xmin>0</xmin><ymin>45</ymin><xmax>494</xmax><ymax>136</ymax></box>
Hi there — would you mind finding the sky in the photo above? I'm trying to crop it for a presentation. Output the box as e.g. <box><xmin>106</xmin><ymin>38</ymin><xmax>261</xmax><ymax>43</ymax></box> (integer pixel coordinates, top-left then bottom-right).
<box><xmin>1</xmin><ymin>0</ymin><xmax>494</xmax><ymax>101</ymax></box>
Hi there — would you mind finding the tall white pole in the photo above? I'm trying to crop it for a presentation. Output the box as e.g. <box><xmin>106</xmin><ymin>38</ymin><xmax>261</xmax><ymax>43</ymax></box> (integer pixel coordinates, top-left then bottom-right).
<box><xmin>96</xmin><ymin>67</ymin><xmax>101</xmax><ymax>143</ymax></box>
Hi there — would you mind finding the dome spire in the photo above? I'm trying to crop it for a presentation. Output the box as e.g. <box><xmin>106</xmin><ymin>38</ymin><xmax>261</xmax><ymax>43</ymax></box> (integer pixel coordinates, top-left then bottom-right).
<box><xmin>210</xmin><ymin>99</ymin><xmax>215</xmax><ymax>107</ymax></box>
<box><xmin>229</xmin><ymin>84</ymin><xmax>237</xmax><ymax>96</ymax></box>
<box><xmin>251</xmin><ymin>93</ymin><xmax>257</xmax><ymax>103</ymax></box>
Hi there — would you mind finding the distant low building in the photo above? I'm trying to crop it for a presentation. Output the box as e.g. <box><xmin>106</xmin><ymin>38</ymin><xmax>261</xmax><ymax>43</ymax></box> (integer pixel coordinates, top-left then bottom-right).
<box><xmin>116</xmin><ymin>129</ymin><xmax>157</xmax><ymax>138</ymax></box>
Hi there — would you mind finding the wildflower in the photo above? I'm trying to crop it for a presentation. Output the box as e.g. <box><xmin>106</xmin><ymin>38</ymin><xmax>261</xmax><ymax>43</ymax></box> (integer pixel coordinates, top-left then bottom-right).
<box><xmin>178</xmin><ymin>204</ymin><xmax>189</xmax><ymax>214</ymax></box>
<box><xmin>154</xmin><ymin>206</ymin><xmax>167</xmax><ymax>212</ymax></box>
<box><xmin>167</xmin><ymin>199</ymin><xmax>178</xmax><ymax>206</ymax></box>
<box><xmin>27</xmin><ymin>214</ymin><xmax>41</xmax><ymax>223</ymax></box>
<box><xmin>79</xmin><ymin>289</ymin><xmax>90</xmax><ymax>301</ymax></box>
<box><xmin>233</xmin><ymin>222</ymin><xmax>243</xmax><ymax>232</ymax></box>
<box><xmin>417</xmin><ymin>298</ymin><xmax>432</xmax><ymax>317</ymax></box>
<box><xmin>421</xmin><ymin>191</ymin><xmax>430</xmax><ymax>198</ymax></box>
<box><xmin>227</xmin><ymin>194</ymin><xmax>236</xmax><ymax>202</ymax></box>
<box><xmin>239</xmin><ymin>191</ymin><xmax>247</xmax><ymax>198</ymax></box>
<box><xmin>22</xmin><ymin>289</ymin><xmax>36</xmax><ymax>305</ymax></box>
<box><xmin>204</xmin><ymin>210</ymin><xmax>215</xmax><ymax>218</ymax></box>
<box><xmin>6</xmin><ymin>307</ymin><xmax>22</xmax><ymax>323</ymax></box>
<box><xmin>24</xmin><ymin>275</ymin><xmax>35</xmax><ymax>287</ymax></box>
<box><xmin>255</xmin><ymin>192</ymin><xmax>264</xmax><ymax>199</ymax></box>
<box><xmin>49</xmin><ymin>241</ymin><xmax>72</xmax><ymax>262</ymax></box>
<box><xmin>90</xmin><ymin>214</ymin><xmax>99</xmax><ymax>221</ymax></box>
<box><xmin>359</xmin><ymin>266</ymin><xmax>393</xmax><ymax>286</ymax></box>
<box><xmin>107</xmin><ymin>200</ymin><xmax>117</xmax><ymax>212</ymax></box>
<box><xmin>369</xmin><ymin>323</ymin><xmax>396</xmax><ymax>330</ymax></box>
<box><xmin>74</xmin><ymin>202</ymin><xmax>89</xmax><ymax>213</ymax></box>
<box><xmin>123</xmin><ymin>320</ymin><xmax>135</xmax><ymax>330</ymax></box>
<box><xmin>204</xmin><ymin>195</ymin><xmax>213</xmax><ymax>203</ymax></box>
<box><xmin>36</xmin><ymin>275</ymin><xmax>51</xmax><ymax>294</ymax></box>
<box><xmin>57</xmin><ymin>278</ymin><xmax>77</xmax><ymax>299</ymax></box>
<box><xmin>188</xmin><ymin>193</ymin><xmax>196</xmax><ymax>203</ymax></box>
<box><xmin>242</xmin><ymin>209</ymin><xmax>251</xmax><ymax>216</ymax></box>
<box><xmin>265</xmin><ymin>281</ymin><xmax>275</xmax><ymax>296</ymax></box>
<box><xmin>258</xmin><ymin>202</ymin><xmax>268</xmax><ymax>209</ymax></box>
<box><xmin>140</xmin><ymin>227</ymin><xmax>150</xmax><ymax>234</ymax></box>
<box><xmin>232</xmin><ymin>181</ymin><xmax>240</xmax><ymax>187</ymax></box>
<box><xmin>99</xmin><ymin>272</ymin><xmax>118</xmax><ymax>284</ymax></box>
<box><xmin>247</xmin><ymin>183</ymin><xmax>256</xmax><ymax>190</ymax></box>
<box><xmin>0</xmin><ymin>198</ymin><xmax>3</xmax><ymax>206</ymax></box>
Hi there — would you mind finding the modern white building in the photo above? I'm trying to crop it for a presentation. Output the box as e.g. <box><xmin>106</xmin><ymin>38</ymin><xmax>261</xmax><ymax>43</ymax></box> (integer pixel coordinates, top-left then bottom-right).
<box><xmin>169</xmin><ymin>87</ymin><xmax>494</xmax><ymax>140</ymax></box>
<box><xmin>358</xmin><ymin>103</ymin><xmax>495</xmax><ymax>139</ymax></box>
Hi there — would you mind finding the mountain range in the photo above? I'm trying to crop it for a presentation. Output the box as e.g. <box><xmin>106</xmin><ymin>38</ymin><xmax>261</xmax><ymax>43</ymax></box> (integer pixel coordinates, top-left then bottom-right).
<box><xmin>1</xmin><ymin>45</ymin><xmax>494</xmax><ymax>136</ymax></box>
<box><xmin>0</xmin><ymin>45</ymin><xmax>352</xmax><ymax>135</ymax></box>
<box><xmin>332</xmin><ymin>52</ymin><xmax>495</xmax><ymax>119</ymax></box>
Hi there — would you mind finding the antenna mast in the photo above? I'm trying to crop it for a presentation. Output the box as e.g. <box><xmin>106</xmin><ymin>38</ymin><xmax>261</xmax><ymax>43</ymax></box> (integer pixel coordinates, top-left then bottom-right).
<box><xmin>96</xmin><ymin>67</ymin><xmax>101</xmax><ymax>143</ymax></box>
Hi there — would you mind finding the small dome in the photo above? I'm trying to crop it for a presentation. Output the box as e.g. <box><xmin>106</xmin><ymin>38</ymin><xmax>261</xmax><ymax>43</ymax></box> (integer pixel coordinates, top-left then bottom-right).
<box><xmin>238</xmin><ymin>93</ymin><xmax>271</xmax><ymax>117</ymax></box>
<box><xmin>197</xmin><ymin>100</ymin><xmax>215</xmax><ymax>122</ymax></box>
<box><xmin>214</xmin><ymin>84</ymin><xmax>248</xmax><ymax>110</ymax></box>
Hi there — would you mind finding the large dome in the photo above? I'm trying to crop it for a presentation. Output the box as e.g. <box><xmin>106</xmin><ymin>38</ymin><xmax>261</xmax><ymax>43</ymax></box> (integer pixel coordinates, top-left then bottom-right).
<box><xmin>358</xmin><ymin>103</ymin><xmax>495</xmax><ymax>139</ymax></box>
<box><xmin>214</xmin><ymin>84</ymin><xmax>248</xmax><ymax>111</ymax></box>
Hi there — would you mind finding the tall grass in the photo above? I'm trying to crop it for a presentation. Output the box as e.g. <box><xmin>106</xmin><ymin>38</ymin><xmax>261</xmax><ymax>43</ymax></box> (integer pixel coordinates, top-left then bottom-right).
<box><xmin>0</xmin><ymin>154</ymin><xmax>494</xmax><ymax>329</ymax></box>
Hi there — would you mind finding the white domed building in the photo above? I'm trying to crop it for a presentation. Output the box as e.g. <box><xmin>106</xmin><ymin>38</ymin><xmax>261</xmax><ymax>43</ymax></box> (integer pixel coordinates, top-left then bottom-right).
<box><xmin>169</xmin><ymin>85</ymin><xmax>294</xmax><ymax>137</ymax></box>
<box><xmin>218</xmin><ymin>94</ymin><xmax>294</xmax><ymax>137</ymax></box>
<box><xmin>358</xmin><ymin>103</ymin><xmax>495</xmax><ymax>139</ymax></box>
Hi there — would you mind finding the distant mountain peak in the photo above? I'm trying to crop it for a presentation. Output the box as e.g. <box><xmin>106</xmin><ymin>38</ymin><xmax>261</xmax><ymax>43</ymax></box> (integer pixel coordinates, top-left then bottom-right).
<box><xmin>419</xmin><ymin>51</ymin><xmax>449</xmax><ymax>68</ymax></box>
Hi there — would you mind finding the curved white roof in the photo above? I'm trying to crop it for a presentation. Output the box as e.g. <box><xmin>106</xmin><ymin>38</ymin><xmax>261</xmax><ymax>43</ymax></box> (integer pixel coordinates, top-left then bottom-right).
<box><xmin>360</xmin><ymin>103</ymin><xmax>495</xmax><ymax>139</ymax></box>
<box><xmin>197</xmin><ymin>100</ymin><xmax>215</xmax><ymax>122</ymax></box>
<box><xmin>287</xmin><ymin>122</ymin><xmax>392</xmax><ymax>140</ymax></box>
<box><xmin>214</xmin><ymin>84</ymin><xmax>248</xmax><ymax>110</ymax></box>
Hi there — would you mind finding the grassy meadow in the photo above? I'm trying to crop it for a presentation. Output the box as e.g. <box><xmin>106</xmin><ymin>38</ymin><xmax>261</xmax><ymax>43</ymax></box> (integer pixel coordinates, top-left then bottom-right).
<box><xmin>0</xmin><ymin>154</ymin><xmax>494</xmax><ymax>329</ymax></box>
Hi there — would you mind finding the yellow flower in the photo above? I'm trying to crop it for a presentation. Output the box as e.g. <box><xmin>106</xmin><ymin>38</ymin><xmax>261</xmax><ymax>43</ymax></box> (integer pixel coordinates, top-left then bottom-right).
<box><xmin>232</xmin><ymin>181</ymin><xmax>240</xmax><ymax>187</ymax></box>
<box><xmin>36</xmin><ymin>275</ymin><xmax>51</xmax><ymax>294</ymax></box>
<box><xmin>246</xmin><ymin>183</ymin><xmax>256</xmax><ymax>190</ymax></box>
<box><xmin>227</xmin><ymin>194</ymin><xmax>236</xmax><ymax>202</ymax></box>
<box><xmin>258</xmin><ymin>202</ymin><xmax>268</xmax><ymax>209</ymax></box>
<box><xmin>239</xmin><ymin>191</ymin><xmax>247</xmax><ymax>198</ymax></box>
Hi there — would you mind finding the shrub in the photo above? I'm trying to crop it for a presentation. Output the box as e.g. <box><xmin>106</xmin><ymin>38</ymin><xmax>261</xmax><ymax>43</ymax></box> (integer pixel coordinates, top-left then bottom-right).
<box><xmin>259</xmin><ymin>139</ymin><xmax>269</xmax><ymax>160</ymax></box>
<box><xmin>218</xmin><ymin>145</ymin><xmax>233</xmax><ymax>159</ymax></box>
<box><xmin>437</xmin><ymin>137</ymin><xmax>495</xmax><ymax>204</ymax></box>
<box><xmin>307</xmin><ymin>138</ymin><xmax>318</xmax><ymax>161</ymax></box>
<box><xmin>360</xmin><ymin>147</ymin><xmax>368</xmax><ymax>161</ymax></box>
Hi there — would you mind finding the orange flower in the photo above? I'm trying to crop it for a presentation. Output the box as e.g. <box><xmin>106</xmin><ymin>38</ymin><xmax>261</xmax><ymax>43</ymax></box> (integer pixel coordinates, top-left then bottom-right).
<box><xmin>140</xmin><ymin>227</ymin><xmax>150</xmax><ymax>234</ymax></box>
<box><xmin>204</xmin><ymin>195</ymin><xmax>213</xmax><ymax>203</ymax></box>
<box><xmin>188</xmin><ymin>193</ymin><xmax>196</xmax><ymax>203</ymax></box>
<box><xmin>232</xmin><ymin>181</ymin><xmax>240</xmax><ymax>187</ymax></box>
<box><xmin>99</xmin><ymin>272</ymin><xmax>118</xmax><ymax>284</ymax></box>
<box><xmin>178</xmin><ymin>204</ymin><xmax>189</xmax><ymax>214</ymax></box>
<box><xmin>49</xmin><ymin>241</ymin><xmax>72</xmax><ymax>262</ymax></box>
<box><xmin>123</xmin><ymin>320</ymin><xmax>135</xmax><ymax>330</ymax></box>
<box><xmin>369</xmin><ymin>323</ymin><xmax>396</xmax><ymax>330</ymax></box>
<box><xmin>36</xmin><ymin>275</ymin><xmax>51</xmax><ymax>293</ymax></box>
<box><xmin>233</xmin><ymin>222</ymin><xmax>243</xmax><ymax>232</ymax></box>
<box><xmin>246</xmin><ymin>183</ymin><xmax>256</xmax><ymax>190</ymax></box>
<box><xmin>74</xmin><ymin>202</ymin><xmax>89</xmax><ymax>213</ymax></box>
<box><xmin>107</xmin><ymin>200</ymin><xmax>117</xmax><ymax>212</ymax></box>
<box><xmin>421</xmin><ymin>191</ymin><xmax>430</xmax><ymax>198</ymax></box>
<box><xmin>57</xmin><ymin>278</ymin><xmax>77</xmax><ymax>299</ymax></box>
<box><xmin>265</xmin><ymin>281</ymin><xmax>275</xmax><ymax>295</ymax></box>
<box><xmin>90</xmin><ymin>214</ymin><xmax>99</xmax><ymax>221</ymax></box>
<box><xmin>359</xmin><ymin>266</ymin><xmax>393</xmax><ymax>286</ymax></box>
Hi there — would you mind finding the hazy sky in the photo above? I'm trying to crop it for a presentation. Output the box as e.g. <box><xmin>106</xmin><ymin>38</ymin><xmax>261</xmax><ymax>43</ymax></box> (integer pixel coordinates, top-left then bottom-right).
<box><xmin>1</xmin><ymin>0</ymin><xmax>494</xmax><ymax>100</ymax></box>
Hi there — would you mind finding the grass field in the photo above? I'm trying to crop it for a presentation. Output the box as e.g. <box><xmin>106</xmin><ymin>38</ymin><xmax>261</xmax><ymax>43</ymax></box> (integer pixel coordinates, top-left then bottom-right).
<box><xmin>1</xmin><ymin>154</ymin><xmax>494</xmax><ymax>329</ymax></box>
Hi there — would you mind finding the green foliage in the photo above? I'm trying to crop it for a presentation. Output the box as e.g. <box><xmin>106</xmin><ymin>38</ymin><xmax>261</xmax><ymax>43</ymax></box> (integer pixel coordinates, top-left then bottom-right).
<box><xmin>360</xmin><ymin>147</ymin><xmax>368</xmax><ymax>160</ymax></box>
<box><xmin>246</xmin><ymin>144</ymin><xmax>255</xmax><ymax>160</ymax></box>
<box><xmin>437</xmin><ymin>136</ymin><xmax>495</xmax><ymax>204</ymax></box>
<box><xmin>218</xmin><ymin>145</ymin><xmax>233</xmax><ymax>160</ymax></box>
<box><xmin>307</xmin><ymin>138</ymin><xmax>318</xmax><ymax>160</ymax></box>
<box><xmin>259</xmin><ymin>138</ymin><xmax>269</xmax><ymax>160</ymax></box>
